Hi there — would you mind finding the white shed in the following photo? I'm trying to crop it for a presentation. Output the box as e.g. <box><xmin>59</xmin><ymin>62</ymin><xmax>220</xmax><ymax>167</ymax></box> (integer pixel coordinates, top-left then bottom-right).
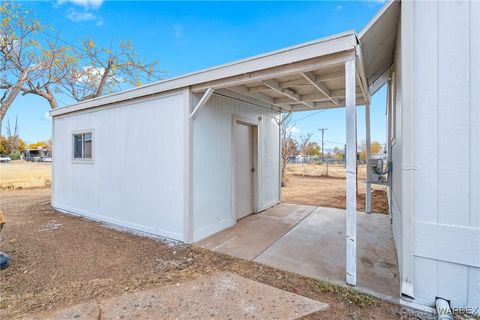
<box><xmin>51</xmin><ymin>30</ymin><xmax>366</xmax><ymax>244</ymax></box>
<box><xmin>51</xmin><ymin>0</ymin><xmax>479</xmax><ymax>314</ymax></box>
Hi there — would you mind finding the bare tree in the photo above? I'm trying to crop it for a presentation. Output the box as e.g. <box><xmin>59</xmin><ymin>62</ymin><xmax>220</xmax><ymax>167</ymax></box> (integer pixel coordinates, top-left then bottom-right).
<box><xmin>279</xmin><ymin>112</ymin><xmax>311</xmax><ymax>187</ymax></box>
<box><xmin>1</xmin><ymin>2</ymin><xmax>163</xmax><ymax>131</ymax></box>
<box><xmin>2</xmin><ymin>116</ymin><xmax>25</xmax><ymax>155</ymax></box>
<box><xmin>0</xmin><ymin>2</ymin><xmax>67</xmax><ymax>132</ymax></box>
<box><xmin>56</xmin><ymin>38</ymin><xmax>162</xmax><ymax>103</ymax></box>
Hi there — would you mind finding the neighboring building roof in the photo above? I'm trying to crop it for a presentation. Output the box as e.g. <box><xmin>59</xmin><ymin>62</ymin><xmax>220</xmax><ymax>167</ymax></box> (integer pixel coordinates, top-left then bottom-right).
<box><xmin>51</xmin><ymin>0</ymin><xmax>399</xmax><ymax>118</ymax></box>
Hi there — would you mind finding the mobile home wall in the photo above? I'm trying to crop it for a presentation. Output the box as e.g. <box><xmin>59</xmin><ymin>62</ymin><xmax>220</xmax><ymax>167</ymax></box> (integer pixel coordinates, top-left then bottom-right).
<box><xmin>392</xmin><ymin>1</ymin><xmax>480</xmax><ymax>310</ymax></box>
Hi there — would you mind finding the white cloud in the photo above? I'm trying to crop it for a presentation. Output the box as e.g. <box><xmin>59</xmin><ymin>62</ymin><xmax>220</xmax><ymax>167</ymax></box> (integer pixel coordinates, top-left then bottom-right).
<box><xmin>57</xmin><ymin>0</ymin><xmax>104</xmax><ymax>10</ymax></box>
<box><xmin>173</xmin><ymin>24</ymin><xmax>185</xmax><ymax>46</ymax></box>
<box><xmin>58</xmin><ymin>0</ymin><xmax>104</xmax><ymax>26</ymax></box>
<box><xmin>67</xmin><ymin>8</ymin><xmax>96</xmax><ymax>22</ymax></box>
<box><xmin>287</xmin><ymin>125</ymin><xmax>300</xmax><ymax>134</ymax></box>
<box><xmin>95</xmin><ymin>16</ymin><xmax>104</xmax><ymax>27</ymax></box>
<box><xmin>66</xmin><ymin>8</ymin><xmax>104</xmax><ymax>26</ymax></box>
<box><xmin>78</xmin><ymin>66</ymin><xmax>123</xmax><ymax>85</ymax></box>
<box><xmin>43</xmin><ymin>112</ymin><xmax>52</xmax><ymax>121</ymax></box>
<box><xmin>336</xmin><ymin>5</ymin><xmax>343</xmax><ymax>11</ymax></box>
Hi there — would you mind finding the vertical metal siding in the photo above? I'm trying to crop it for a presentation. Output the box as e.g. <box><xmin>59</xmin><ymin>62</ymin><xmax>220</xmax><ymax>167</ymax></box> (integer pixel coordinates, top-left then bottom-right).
<box><xmin>390</xmin><ymin>15</ymin><xmax>403</xmax><ymax>281</ymax></box>
<box><xmin>52</xmin><ymin>93</ymin><xmax>187</xmax><ymax>241</ymax></box>
<box><xmin>396</xmin><ymin>0</ymin><xmax>480</xmax><ymax>310</ymax></box>
<box><xmin>192</xmin><ymin>94</ymin><xmax>280</xmax><ymax>241</ymax></box>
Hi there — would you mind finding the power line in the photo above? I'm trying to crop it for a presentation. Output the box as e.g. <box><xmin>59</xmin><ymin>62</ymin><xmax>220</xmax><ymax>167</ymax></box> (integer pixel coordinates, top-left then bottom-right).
<box><xmin>326</xmin><ymin>140</ymin><xmax>346</xmax><ymax>145</ymax></box>
<box><xmin>291</xmin><ymin>109</ymin><xmax>326</xmax><ymax>122</ymax></box>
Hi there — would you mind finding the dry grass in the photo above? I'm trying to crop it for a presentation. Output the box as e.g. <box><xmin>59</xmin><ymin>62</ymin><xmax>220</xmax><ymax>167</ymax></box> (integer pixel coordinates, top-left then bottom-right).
<box><xmin>287</xmin><ymin>163</ymin><xmax>367</xmax><ymax>179</ymax></box>
<box><xmin>0</xmin><ymin>161</ymin><xmax>52</xmax><ymax>190</ymax></box>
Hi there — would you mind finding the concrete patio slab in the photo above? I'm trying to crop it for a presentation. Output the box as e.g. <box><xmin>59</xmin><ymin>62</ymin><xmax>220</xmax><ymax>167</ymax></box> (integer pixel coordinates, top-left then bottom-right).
<box><xmin>22</xmin><ymin>273</ymin><xmax>328</xmax><ymax>320</ymax></box>
<box><xmin>198</xmin><ymin>204</ymin><xmax>399</xmax><ymax>300</ymax></box>
<box><xmin>198</xmin><ymin>203</ymin><xmax>316</xmax><ymax>260</ymax></box>
<box><xmin>254</xmin><ymin>207</ymin><xmax>399</xmax><ymax>299</ymax></box>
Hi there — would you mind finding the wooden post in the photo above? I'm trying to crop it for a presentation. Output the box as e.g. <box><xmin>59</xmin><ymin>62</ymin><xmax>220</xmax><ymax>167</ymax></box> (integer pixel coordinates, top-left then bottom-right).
<box><xmin>345</xmin><ymin>58</ymin><xmax>357</xmax><ymax>286</ymax></box>
<box><xmin>365</xmin><ymin>102</ymin><xmax>372</xmax><ymax>213</ymax></box>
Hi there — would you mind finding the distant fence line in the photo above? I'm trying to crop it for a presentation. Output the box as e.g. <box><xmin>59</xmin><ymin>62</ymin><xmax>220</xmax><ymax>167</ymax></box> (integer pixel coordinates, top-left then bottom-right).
<box><xmin>0</xmin><ymin>177</ymin><xmax>51</xmax><ymax>191</ymax></box>
<box><xmin>288</xmin><ymin>156</ymin><xmax>346</xmax><ymax>165</ymax></box>
<box><xmin>288</xmin><ymin>155</ymin><xmax>374</xmax><ymax>166</ymax></box>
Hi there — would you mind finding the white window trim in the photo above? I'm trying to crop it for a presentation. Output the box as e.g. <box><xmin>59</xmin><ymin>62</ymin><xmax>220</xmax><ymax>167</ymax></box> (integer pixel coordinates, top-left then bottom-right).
<box><xmin>72</xmin><ymin>129</ymin><xmax>95</xmax><ymax>164</ymax></box>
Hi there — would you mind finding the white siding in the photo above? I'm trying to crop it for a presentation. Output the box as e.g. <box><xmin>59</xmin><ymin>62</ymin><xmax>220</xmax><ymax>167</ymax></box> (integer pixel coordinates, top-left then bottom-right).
<box><xmin>390</xmin><ymin>15</ymin><xmax>403</xmax><ymax>277</ymax></box>
<box><xmin>52</xmin><ymin>92</ymin><xmax>188</xmax><ymax>241</ymax></box>
<box><xmin>192</xmin><ymin>93</ymin><xmax>280</xmax><ymax>241</ymax></box>
<box><xmin>393</xmin><ymin>0</ymin><xmax>480</xmax><ymax>310</ymax></box>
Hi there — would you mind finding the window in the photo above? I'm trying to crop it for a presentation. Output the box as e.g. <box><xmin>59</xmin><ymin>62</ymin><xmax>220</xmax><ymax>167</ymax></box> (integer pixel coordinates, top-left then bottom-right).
<box><xmin>73</xmin><ymin>132</ymin><xmax>93</xmax><ymax>160</ymax></box>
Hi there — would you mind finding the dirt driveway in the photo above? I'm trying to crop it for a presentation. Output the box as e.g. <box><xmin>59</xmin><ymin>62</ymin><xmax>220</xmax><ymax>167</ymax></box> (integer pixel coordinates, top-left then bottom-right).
<box><xmin>0</xmin><ymin>188</ymin><xmax>427</xmax><ymax>319</ymax></box>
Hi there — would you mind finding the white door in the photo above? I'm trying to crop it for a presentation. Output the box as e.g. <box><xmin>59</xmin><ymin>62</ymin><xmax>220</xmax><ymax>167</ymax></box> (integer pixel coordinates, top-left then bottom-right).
<box><xmin>235</xmin><ymin>122</ymin><xmax>254</xmax><ymax>220</ymax></box>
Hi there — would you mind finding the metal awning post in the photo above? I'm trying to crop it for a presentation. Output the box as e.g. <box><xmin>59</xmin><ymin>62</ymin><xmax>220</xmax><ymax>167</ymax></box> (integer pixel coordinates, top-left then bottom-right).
<box><xmin>345</xmin><ymin>58</ymin><xmax>357</xmax><ymax>287</ymax></box>
<box><xmin>365</xmin><ymin>102</ymin><xmax>372</xmax><ymax>214</ymax></box>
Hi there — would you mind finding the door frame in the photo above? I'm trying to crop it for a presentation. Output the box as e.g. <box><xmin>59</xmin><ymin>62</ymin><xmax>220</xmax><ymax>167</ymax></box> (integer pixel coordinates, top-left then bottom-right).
<box><xmin>232</xmin><ymin>115</ymin><xmax>261</xmax><ymax>221</ymax></box>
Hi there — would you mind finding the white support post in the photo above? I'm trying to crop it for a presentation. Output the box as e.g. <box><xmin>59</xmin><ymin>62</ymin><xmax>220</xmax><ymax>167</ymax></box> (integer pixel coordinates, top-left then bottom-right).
<box><xmin>365</xmin><ymin>102</ymin><xmax>372</xmax><ymax>214</ymax></box>
<box><xmin>190</xmin><ymin>88</ymin><xmax>214</xmax><ymax>120</ymax></box>
<box><xmin>345</xmin><ymin>58</ymin><xmax>357</xmax><ymax>286</ymax></box>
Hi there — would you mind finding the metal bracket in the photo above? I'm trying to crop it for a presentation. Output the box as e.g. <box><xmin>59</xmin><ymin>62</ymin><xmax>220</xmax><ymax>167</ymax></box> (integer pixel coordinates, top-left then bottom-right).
<box><xmin>190</xmin><ymin>88</ymin><xmax>215</xmax><ymax>120</ymax></box>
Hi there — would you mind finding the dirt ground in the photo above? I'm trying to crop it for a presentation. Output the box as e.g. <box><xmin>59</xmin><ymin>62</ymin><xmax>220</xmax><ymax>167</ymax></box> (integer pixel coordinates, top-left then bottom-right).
<box><xmin>0</xmin><ymin>161</ymin><xmax>51</xmax><ymax>190</ymax></box>
<box><xmin>282</xmin><ymin>174</ymin><xmax>389</xmax><ymax>214</ymax></box>
<box><xmin>0</xmin><ymin>188</ymin><xmax>430</xmax><ymax>320</ymax></box>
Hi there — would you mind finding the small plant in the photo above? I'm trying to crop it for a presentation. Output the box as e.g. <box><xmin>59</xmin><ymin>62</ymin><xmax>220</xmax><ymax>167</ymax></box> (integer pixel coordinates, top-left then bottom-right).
<box><xmin>8</xmin><ymin>151</ymin><xmax>21</xmax><ymax>160</ymax></box>
<box><xmin>307</xmin><ymin>277</ymin><xmax>380</xmax><ymax>308</ymax></box>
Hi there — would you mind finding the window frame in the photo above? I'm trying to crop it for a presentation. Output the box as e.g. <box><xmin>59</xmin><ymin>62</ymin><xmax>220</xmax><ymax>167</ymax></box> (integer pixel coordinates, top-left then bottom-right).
<box><xmin>72</xmin><ymin>129</ymin><xmax>95</xmax><ymax>164</ymax></box>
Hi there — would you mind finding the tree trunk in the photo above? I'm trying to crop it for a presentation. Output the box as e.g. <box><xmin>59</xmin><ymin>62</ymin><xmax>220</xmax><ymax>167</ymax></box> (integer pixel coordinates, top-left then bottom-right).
<box><xmin>46</xmin><ymin>94</ymin><xmax>58</xmax><ymax>109</ymax></box>
<box><xmin>281</xmin><ymin>158</ymin><xmax>288</xmax><ymax>187</ymax></box>
<box><xmin>0</xmin><ymin>87</ymin><xmax>23</xmax><ymax>135</ymax></box>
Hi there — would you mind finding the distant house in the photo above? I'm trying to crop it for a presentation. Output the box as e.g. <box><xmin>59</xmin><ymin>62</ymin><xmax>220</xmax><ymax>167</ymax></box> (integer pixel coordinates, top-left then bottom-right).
<box><xmin>23</xmin><ymin>146</ymin><xmax>52</xmax><ymax>162</ymax></box>
<box><xmin>50</xmin><ymin>1</ymin><xmax>479</xmax><ymax>313</ymax></box>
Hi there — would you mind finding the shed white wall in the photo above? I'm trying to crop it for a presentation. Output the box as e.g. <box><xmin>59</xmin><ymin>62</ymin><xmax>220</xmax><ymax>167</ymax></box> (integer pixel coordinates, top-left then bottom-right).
<box><xmin>392</xmin><ymin>0</ymin><xmax>480</xmax><ymax>310</ymax></box>
<box><xmin>52</xmin><ymin>91</ymin><xmax>188</xmax><ymax>242</ymax></box>
<box><xmin>390</xmin><ymin>13</ymin><xmax>403</xmax><ymax>284</ymax></box>
<box><xmin>192</xmin><ymin>93</ymin><xmax>280</xmax><ymax>241</ymax></box>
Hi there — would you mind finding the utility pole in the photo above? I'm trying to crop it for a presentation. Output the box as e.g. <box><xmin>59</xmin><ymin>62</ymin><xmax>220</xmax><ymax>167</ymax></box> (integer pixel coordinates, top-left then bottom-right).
<box><xmin>319</xmin><ymin>128</ymin><xmax>328</xmax><ymax>176</ymax></box>
<box><xmin>318</xmin><ymin>128</ymin><xmax>328</xmax><ymax>160</ymax></box>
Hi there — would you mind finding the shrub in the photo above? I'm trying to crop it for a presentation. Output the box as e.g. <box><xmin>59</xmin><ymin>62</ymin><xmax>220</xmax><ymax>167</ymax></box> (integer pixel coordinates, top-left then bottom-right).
<box><xmin>9</xmin><ymin>151</ymin><xmax>21</xmax><ymax>160</ymax></box>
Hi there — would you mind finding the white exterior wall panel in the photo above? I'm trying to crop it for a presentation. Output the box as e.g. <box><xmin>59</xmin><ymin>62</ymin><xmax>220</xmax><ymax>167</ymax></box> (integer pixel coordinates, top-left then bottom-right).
<box><xmin>390</xmin><ymin>15</ymin><xmax>403</xmax><ymax>275</ymax></box>
<box><xmin>192</xmin><ymin>94</ymin><xmax>280</xmax><ymax>241</ymax></box>
<box><xmin>52</xmin><ymin>92</ymin><xmax>188</xmax><ymax>241</ymax></box>
<box><xmin>394</xmin><ymin>0</ymin><xmax>480</xmax><ymax>310</ymax></box>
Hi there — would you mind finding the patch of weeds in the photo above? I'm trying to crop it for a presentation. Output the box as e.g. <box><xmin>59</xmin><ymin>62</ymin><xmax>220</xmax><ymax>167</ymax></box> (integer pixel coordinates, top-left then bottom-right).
<box><xmin>307</xmin><ymin>278</ymin><xmax>379</xmax><ymax>308</ymax></box>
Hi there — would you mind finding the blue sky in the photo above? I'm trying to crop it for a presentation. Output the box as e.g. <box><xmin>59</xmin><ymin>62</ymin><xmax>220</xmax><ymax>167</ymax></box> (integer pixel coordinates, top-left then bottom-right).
<box><xmin>4</xmin><ymin>0</ymin><xmax>387</xmax><ymax>147</ymax></box>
